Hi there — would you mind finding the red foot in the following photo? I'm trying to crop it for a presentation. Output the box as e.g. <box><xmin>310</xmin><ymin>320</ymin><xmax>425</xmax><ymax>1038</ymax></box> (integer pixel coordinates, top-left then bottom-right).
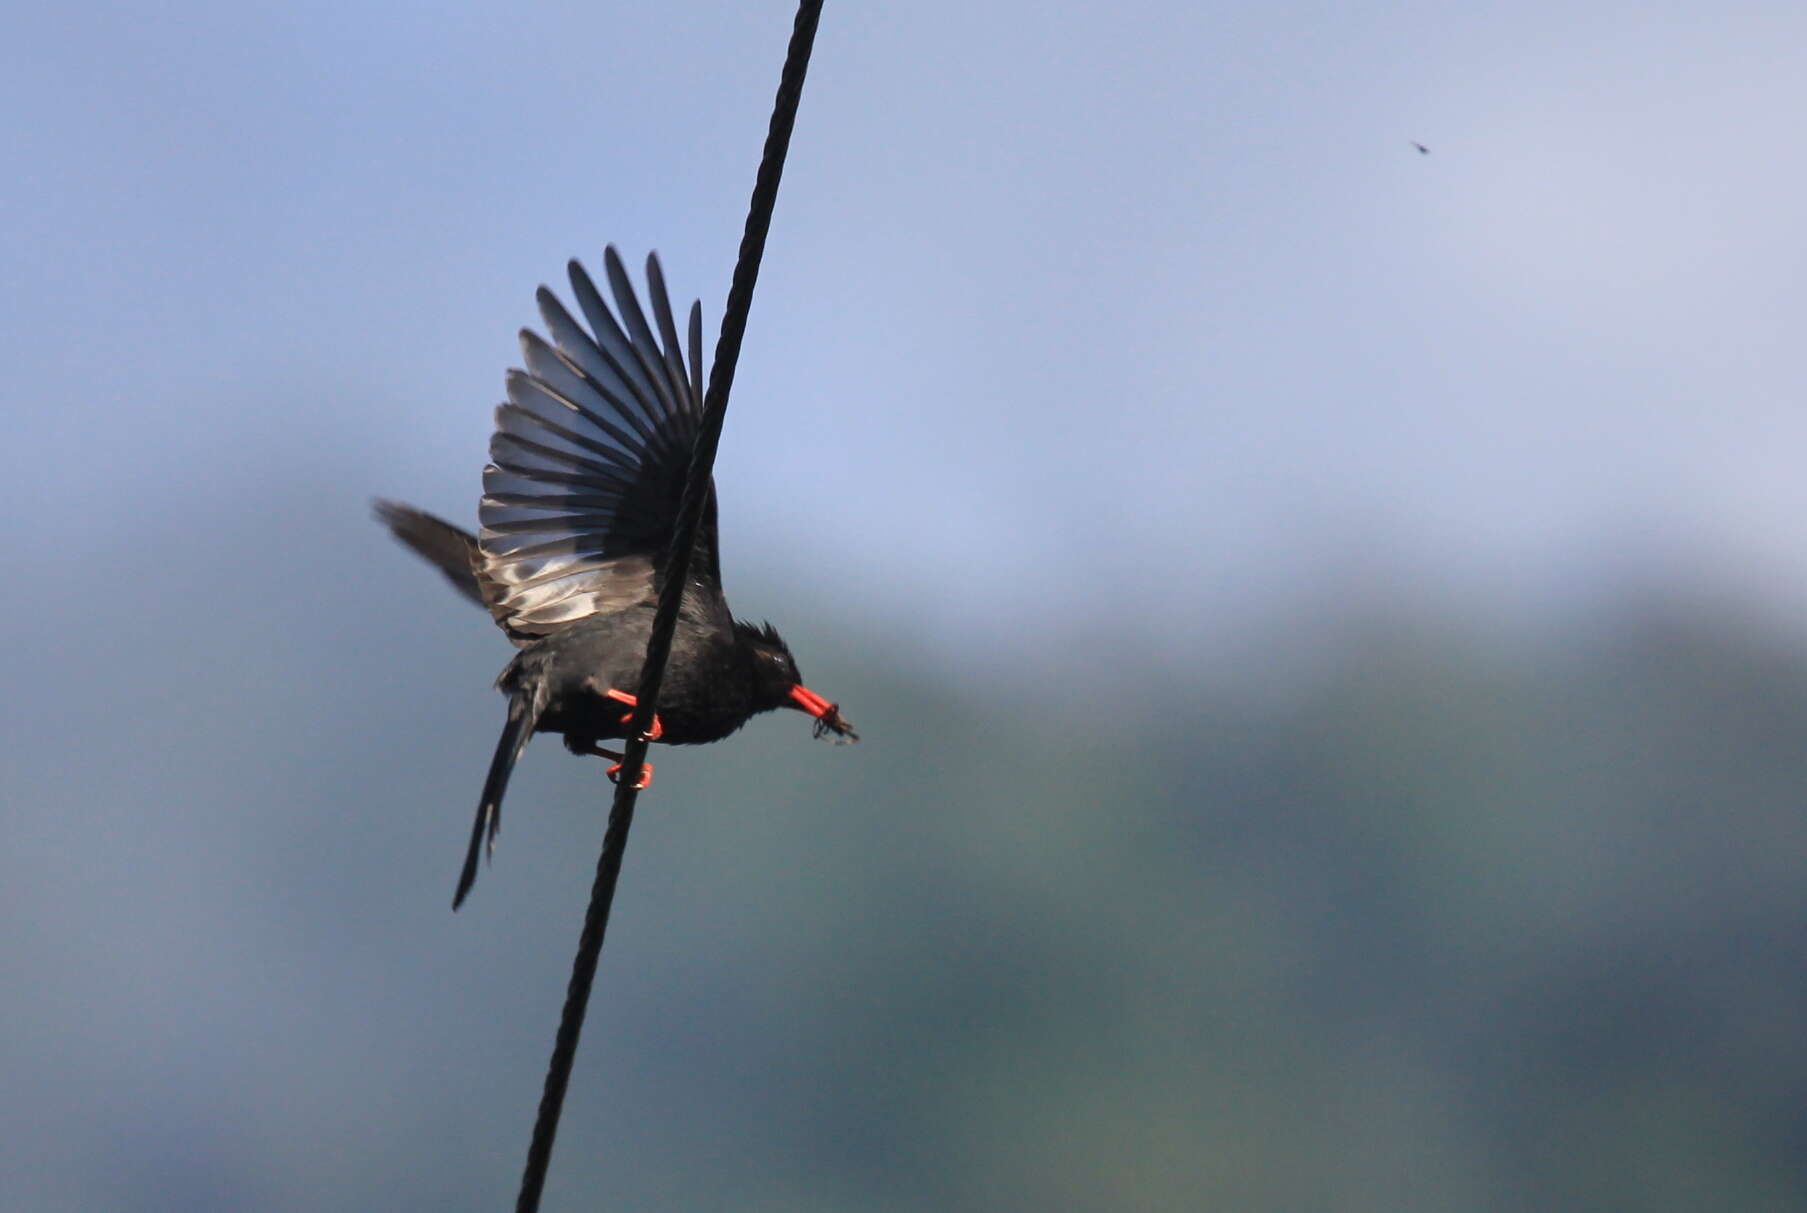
<box><xmin>603</xmin><ymin>688</ymin><xmax>664</xmax><ymax>740</ymax></box>
<box><xmin>568</xmin><ymin>740</ymin><xmax>654</xmax><ymax>790</ymax></box>
<box><xmin>607</xmin><ymin>761</ymin><xmax>653</xmax><ymax>790</ymax></box>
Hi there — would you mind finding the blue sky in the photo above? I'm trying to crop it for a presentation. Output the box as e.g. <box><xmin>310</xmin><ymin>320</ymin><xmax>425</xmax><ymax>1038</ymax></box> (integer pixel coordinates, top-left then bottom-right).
<box><xmin>9</xmin><ymin>1</ymin><xmax>1807</xmax><ymax>679</ymax></box>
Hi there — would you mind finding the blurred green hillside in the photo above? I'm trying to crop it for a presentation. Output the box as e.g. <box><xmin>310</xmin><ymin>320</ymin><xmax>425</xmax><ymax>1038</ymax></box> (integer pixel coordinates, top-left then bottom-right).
<box><xmin>601</xmin><ymin>592</ymin><xmax>1807</xmax><ymax>1211</ymax></box>
<box><xmin>8</xmin><ymin>499</ymin><xmax>1806</xmax><ymax>1209</ymax></box>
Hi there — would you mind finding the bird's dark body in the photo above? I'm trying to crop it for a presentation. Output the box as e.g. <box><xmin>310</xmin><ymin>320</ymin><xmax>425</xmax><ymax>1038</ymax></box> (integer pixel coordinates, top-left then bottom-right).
<box><xmin>376</xmin><ymin>248</ymin><xmax>854</xmax><ymax>907</ymax></box>
<box><xmin>511</xmin><ymin>611</ymin><xmax>775</xmax><ymax>747</ymax></box>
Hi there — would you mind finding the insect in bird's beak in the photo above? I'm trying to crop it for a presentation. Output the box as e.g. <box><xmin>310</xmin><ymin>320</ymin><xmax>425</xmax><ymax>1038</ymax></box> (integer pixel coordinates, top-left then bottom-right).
<box><xmin>789</xmin><ymin>684</ymin><xmax>859</xmax><ymax>743</ymax></box>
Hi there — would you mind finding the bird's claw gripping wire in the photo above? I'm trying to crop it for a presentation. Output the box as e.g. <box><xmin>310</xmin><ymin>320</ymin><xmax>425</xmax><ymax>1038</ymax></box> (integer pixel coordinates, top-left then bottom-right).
<box><xmin>606</xmin><ymin>761</ymin><xmax>653</xmax><ymax>790</ymax></box>
<box><xmin>603</xmin><ymin>688</ymin><xmax>664</xmax><ymax>741</ymax></box>
<box><xmin>564</xmin><ymin>736</ymin><xmax>655</xmax><ymax>789</ymax></box>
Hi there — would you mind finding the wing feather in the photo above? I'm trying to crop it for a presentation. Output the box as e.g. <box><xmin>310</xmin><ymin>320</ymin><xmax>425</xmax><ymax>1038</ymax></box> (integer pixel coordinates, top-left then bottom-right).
<box><xmin>569</xmin><ymin>260</ymin><xmax>670</xmax><ymax>434</ymax></box>
<box><xmin>644</xmin><ymin>255</ymin><xmax>696</xmax><ymax>414</ymax></box>
<box><xmin>476</xmin><ymin>248</ymin><xmax>723</xmax><ymax>640</ymax></box>
<box><xmin>604</xmin><ymin>248</ymin><xmax>686</xmax><ymax>424</ymax></box>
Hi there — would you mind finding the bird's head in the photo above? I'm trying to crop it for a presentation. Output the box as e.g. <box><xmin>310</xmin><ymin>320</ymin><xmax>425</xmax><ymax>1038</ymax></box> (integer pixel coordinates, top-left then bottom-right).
<box><xmin>738</xmin><ymin>620</ymin><xmax>859</xmax><ymax>742</ymax></box>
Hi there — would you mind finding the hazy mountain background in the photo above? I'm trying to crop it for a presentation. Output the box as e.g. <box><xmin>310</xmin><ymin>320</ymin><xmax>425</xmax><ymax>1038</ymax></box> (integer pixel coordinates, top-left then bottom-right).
<box><xmin>6</xmin><ymin>2</ymin><xmax>1807</xmax><ymax>1209</ymax></box>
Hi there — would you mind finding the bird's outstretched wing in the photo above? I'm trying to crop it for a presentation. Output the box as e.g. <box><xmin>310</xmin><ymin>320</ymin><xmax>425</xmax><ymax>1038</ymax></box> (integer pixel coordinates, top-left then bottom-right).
<box><xmin>477</xmin><ymin>248</ymin><xmax>722</xmax><ymax>639</ymax></box>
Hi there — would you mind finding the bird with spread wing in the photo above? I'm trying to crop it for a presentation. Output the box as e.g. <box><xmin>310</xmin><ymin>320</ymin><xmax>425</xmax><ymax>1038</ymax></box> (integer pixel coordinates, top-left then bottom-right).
<box><xmin>377</xmin><ymin>248</ymin><xmax>856</xmax><ymax>908</ymax></box>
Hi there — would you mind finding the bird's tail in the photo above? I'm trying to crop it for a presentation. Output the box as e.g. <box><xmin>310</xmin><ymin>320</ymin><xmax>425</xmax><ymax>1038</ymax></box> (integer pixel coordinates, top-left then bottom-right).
<box><xmin>454</xmin><ymin>689</ymin><xmax>542</xmax><ymax>909</ymax></box>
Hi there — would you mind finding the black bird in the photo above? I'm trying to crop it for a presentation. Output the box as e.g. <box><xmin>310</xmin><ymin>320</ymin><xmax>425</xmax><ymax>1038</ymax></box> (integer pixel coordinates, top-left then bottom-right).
<box><xmin>377</xmin><ymin>248</ymin><xmax>857</xmax><ymax>908</ymax></box>
<box><xmin>1411</xmin><ymin>141</ymin><xmax>1430</xmax><ymax>155</ymax></box>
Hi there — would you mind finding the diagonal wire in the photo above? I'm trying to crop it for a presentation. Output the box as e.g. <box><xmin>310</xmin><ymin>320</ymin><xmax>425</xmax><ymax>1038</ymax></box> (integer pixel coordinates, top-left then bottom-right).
<box><xmin>514</xmin><ymin>3</ymin><xmax>825</xmax><ymax>1210</ymax></box>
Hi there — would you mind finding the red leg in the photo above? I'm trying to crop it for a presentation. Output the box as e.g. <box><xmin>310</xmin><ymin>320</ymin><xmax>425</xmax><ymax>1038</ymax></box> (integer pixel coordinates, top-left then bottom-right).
<box><xmin>567</xmin><ymin>737</ymin><xmax>653</xmax><ymax>789</ymax></box>
<box><xmin>603</xmin><ymin>688</ymin><xmax>664</xmax><ymax>741</ymax></box>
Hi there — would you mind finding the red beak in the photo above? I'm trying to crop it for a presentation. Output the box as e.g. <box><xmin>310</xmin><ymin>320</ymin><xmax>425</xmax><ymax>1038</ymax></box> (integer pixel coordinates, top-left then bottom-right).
<box><xmin>788</xmin><ymin>684</ymin><xmax>859</xmax><ymax>742</ymax></box>
<box><xmin>788</xmin><ymin>685</ymin><xmax>836</xmax><ymax>718</ymax></box>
